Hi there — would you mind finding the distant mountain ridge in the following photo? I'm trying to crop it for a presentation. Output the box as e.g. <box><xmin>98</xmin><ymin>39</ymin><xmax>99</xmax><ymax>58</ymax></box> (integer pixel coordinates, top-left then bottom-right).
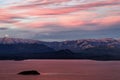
<box><xmin>0</xmin><ymin>37</ymin><xmax>120</xmax><ymax>52</ymax></box>
<box><xmin>43</xmin><ymin>38</ymin><xmax>120</xmax><ymax>52</ymax></box>
<box><xmin>0</xmin><ymin>37</ymin><xmax>120</xmax><ymax>60</ymax></box>
<box><xmin>0</xmin><ymin>37</ymin><xmax>54</xmax><ymax>54</ymax></box>
<box><xmin>0</xmin><ymin>37</ymin><xmax>41</xmax><ymax>44</ymax></box>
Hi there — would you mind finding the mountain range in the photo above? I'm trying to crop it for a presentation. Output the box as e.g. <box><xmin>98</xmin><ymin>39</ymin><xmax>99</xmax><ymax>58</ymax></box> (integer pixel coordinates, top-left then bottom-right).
<box><xmin>43</xmin><ymin>38</ymin><xmax>120</xmax><ymax>52</ymax></box>
<box><xmin>0</xmin><ymin>37</ymin><xmax>120</xmax><ymax>60</ymax></box>
<box><xmin>0</xmin><ymin>37</ymin><xmax>54</xmax><ymax>53</ymax></box>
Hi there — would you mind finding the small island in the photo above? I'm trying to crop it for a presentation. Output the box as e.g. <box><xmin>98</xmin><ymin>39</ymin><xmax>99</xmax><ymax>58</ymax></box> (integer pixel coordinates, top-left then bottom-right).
<box><xmin>18</xmin><ymin>70</ymin><xmax>40</xmax><ymax>75</ymax></box>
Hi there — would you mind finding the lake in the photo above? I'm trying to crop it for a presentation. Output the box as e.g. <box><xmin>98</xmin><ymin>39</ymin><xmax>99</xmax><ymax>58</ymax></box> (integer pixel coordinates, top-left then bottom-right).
<box><xmin>0</xmin><ymin>60</ymin><xmax>120</xmax><ymax>80</ymax></box>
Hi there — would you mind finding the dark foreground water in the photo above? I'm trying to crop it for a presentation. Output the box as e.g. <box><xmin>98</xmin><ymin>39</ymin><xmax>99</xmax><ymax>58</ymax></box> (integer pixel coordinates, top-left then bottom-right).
<box><xmin>0</xmin><ymin>60</ymin><xmax>120</xmax><ymax>80</ymax></box>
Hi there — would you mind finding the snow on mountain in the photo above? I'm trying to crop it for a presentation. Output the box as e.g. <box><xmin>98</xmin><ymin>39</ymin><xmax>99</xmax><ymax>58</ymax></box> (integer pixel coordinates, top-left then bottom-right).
<box><xmin>0</xmin><ymin>37</ymin><xmax>54</xmax><ymax>54</ymax></box>
<box><xmin>43</xmin><ymin>38</ymin><xmax>120</xmax><ymax>52</ymax></box>
<box><xmin>0</xmin><ymin>37</ymin><xmax>41</xmax><ymax>44</ymax></box>
<box><xmin>0</xmin><ymin>37</ymin><xmax>120</xmax><ymax>52</ymax></box>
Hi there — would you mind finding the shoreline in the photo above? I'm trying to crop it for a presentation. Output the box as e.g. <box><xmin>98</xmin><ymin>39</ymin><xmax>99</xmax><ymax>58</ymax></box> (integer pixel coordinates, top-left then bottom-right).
<box><xmin>0</xmin><ymin>59</ymin><xmax>120</xmax><ymax>61</ymax></box>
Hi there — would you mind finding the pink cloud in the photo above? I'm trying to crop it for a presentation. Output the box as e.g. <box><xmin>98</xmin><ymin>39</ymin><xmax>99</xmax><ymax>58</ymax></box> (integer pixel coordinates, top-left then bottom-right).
<box><xmin>8</xmin><ymin>0</ymin><xmax>120</xmax><ymax>16</ymax></box>
<box><xmin>13</xmin><ymin>15</ymin><xmax>120</xmax><ymax>30</ymax></box>
<box><xmin>10</xmin><ymin>0</ymin><xmax>70</xmax><ymax>9</ymax></box>
<box><xmin>0</xmin><ymin>0</ymin><xmax>120</xmax><ymax>31</ymax></box>
<box><xmin>0</xmin><ymin>9</ymin><xmax>11</xmax><ymax>20</ymax></box>
<box><xmin>92</xmin><ymin>16</ymin><xmax>120</xmax><ymax>26</ymax></box>
<box><xmin>13</xmin><ymin>21</ymin><xmax>53</xmax><ymax>29</ymax></box>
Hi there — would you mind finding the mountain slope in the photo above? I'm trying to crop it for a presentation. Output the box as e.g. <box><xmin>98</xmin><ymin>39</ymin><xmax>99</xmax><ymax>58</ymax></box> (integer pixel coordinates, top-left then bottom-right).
<box><xmin>43</xmin><ymin>38</ymin><xmax>120</xmax><ymax>52</ymax></box>
<box><xmin>0</xmin><ymin>37</ymin><xmax>54</xmax><ymax>54</ymax></box>
<box><xmin>0</xmin><ymin>37</ymin><xmax>41</xmax><ymax>44</ymax></box>
<box><xmin>0</xmin><ymin>37</ymin><xmax>120</xmax><ymax>60</ymax></box>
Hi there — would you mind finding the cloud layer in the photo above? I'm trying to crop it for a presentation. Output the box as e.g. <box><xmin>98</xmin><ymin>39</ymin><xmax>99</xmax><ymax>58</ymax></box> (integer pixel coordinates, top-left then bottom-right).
<box><xmin>0</xmin><ymin>0</ymin><xmax>120</xmax><ymax>40</ymax></box>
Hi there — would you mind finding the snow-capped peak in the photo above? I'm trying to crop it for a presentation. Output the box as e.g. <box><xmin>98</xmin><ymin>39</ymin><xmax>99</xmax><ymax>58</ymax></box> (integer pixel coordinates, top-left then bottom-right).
<box><xmin>0</xmin><ymin>37</ymin><xmax>41</xmax><ymax>44</ymax></box>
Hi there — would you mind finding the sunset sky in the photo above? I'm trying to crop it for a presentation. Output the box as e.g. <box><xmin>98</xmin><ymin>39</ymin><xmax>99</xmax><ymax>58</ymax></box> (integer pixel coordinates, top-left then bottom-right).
<box><xmin>0</xmin><ymin>0</ymin><xmax>120</xmax><ymax>41</ymax></box>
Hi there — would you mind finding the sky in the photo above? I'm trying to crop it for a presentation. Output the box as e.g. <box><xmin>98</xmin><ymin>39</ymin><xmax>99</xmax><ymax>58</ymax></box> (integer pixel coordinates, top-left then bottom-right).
<box><xmin>0</xmin><ymin>0</ymin><xmax>120</xmax><ymax>41</ymax></box>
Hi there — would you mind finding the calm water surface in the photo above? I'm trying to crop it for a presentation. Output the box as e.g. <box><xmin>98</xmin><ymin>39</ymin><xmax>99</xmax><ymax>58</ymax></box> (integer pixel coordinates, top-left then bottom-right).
<box><xmin>0</xmin><ymin>60</ymin><xmax>120</xmax><ymax>80</ymax></box>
